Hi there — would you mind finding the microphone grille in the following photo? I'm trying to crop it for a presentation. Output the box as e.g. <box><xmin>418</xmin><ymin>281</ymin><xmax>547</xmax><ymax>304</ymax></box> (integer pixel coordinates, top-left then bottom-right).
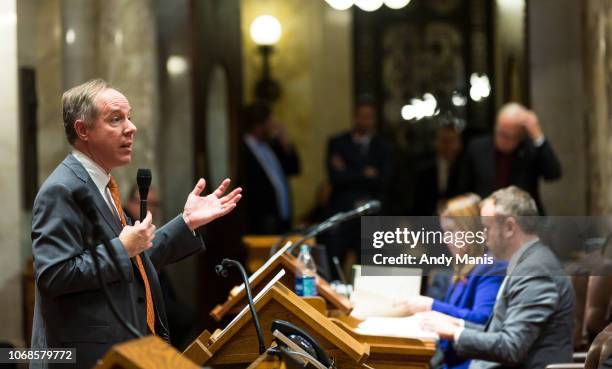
<box><xmin>137</xmin><ymin>168</ymin><xmax>152</xmax><ymax>184</ymax></box>
<box><xmin>136</xmin><ymin>168</ymin><xmax>152</xmax><ymax>198</ymax></box>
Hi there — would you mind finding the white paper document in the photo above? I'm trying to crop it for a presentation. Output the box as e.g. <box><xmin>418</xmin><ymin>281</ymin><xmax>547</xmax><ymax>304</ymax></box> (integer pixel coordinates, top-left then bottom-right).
<box><xmin>355</xmin><ymin>316</ymin><xmax>438</xmax><ymax>340</ymax></box>
<box><xmin>350</xmin><ymin>265</ymin><xmax>422</xmax><ymax>318</ymax></box>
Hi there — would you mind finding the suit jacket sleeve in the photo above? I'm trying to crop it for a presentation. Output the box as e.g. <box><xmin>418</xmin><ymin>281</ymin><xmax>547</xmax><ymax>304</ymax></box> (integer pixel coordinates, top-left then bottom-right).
<box><xmin>535</xmin><ymin>140</ymin><xmax>562</xmax><ymax>180</ymax></box>
<box><xmin>432</xmin><ymin>274</ymin><xmax>504</xmax><ymax>325</ymax></box>
<box><xmin>145</xmin><ymin>215</ymin><xmax>205</xmax><ymax>272</ymax></box>
<box><xmin>464</xmin><ymin>321</ymin><xmax>486</xmax><ymax>331</ymax></box>
<box><xmin>454</xmin><ymin>275</ymin><xmax>559</xmax><ymax>366</ymax></box>
<box><xmin>32</xmin><ymin>182</ymin><xmax>134</xmax><ymax>298</ymax></box>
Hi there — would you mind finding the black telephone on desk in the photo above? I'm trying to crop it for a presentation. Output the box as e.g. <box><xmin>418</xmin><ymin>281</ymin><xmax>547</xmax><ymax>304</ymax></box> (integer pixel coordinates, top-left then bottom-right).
<box><xmin>271</xmin><ymin>320</ymin><xmax>335</xmax><ymax>368</ymax></box>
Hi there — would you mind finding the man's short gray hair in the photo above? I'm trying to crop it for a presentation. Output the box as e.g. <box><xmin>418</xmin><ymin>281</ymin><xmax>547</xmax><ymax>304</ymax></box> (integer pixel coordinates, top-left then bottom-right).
<box><xmin>486</xmin><ymin>186</ymin><xmax>540</xmax><ymax>233</ymax></box>
<box><xmin>62</xmin><ymin>79</ymin><xmax>111</xmax><ymax>145</ymax></box>
<box><xmin>496</xmin><ymin>102</ymin><xmax>526</xmax><ymax>123</ymax></box>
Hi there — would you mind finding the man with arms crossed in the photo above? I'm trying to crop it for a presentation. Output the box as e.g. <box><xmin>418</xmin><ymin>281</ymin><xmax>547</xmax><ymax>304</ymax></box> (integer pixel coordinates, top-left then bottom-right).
<box><xmin>421</xmin><ymin>186</ymin><xmax>574</xmax><ymax>369</ymax></box>
<box><xmin>31</xmin><ymin>79</ymin><xmax>242</xmax><ymax>368</ymax></box>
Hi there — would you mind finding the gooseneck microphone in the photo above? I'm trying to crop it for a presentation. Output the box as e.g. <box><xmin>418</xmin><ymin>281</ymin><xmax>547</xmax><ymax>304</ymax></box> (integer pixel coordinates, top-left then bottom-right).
<box><xmin>216</xmin><ymin>259</ymin><xmax>266</xmax><ymax>354</ymax></box>
<box><xmin>137</xmin><ymin>168</ymin><xmax>152</xmax><ymax>221</ymax></box>
<box><xmin>280</xmin><ymin>200</ymin><xmax>382</xmax><ymax>255</ymax></box>
<box><xmin>339</xmin><ymin>200</ymin><xmax>381</xmax><ymax>223</ymax></box>
<box><xmin>73</xmin><ymin>187</ymin><xmax>142</xmax><ymax>339</ymax></box>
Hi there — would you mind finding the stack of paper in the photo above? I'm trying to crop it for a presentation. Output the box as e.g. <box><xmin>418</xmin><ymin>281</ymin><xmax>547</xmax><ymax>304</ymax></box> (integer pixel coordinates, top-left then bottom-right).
<box><xmin>355</xmin><ymin>316</ymin><xmax>438</xmax><ymax>340</ymax></box>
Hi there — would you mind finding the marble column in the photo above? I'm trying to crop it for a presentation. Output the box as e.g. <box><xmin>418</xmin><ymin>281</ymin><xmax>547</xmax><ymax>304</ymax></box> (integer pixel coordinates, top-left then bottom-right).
<box><xmin>62</xmin><ymin>0</ymin><xmax>98</xmax><ymax>87</ymax></box>
<box><xmin>528</xmin><ymin>0</ymin><xmax>586</xmax><ymax>215</ymax></box>
<box><xmin>0</xmin><ymin>0</ymin><xmax>24</xmax><ymax>346</ymax></box>
<box><xmin>36</xmin><ymin>0</ymin><xmax>98</xmax><ymax>184</ymax></box>
<box><xmin>36</xmin><ymin>0</ymin><xmax>67</xmax><ymax>183</ymax></box>
<box><xmin>584</xmin><ymin>0</ymin><xmax>612</xmax><ymax>214</ymax></box>
<box><xmin>97</xmin><ymin>0</ymin><xmax>160</xmax><ymax>192</ymax></box>
<box><xmin>155</xmin><ymin>0</ymin><xmax>197</xmax><ymax>308</ymax></box>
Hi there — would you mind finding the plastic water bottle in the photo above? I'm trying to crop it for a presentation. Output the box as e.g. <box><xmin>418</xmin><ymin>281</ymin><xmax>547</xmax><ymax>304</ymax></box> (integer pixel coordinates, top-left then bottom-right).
<box><xmin>295</xmin><ymin>245</ymin><xmax>317</xmax><ymax>297</ymax></box>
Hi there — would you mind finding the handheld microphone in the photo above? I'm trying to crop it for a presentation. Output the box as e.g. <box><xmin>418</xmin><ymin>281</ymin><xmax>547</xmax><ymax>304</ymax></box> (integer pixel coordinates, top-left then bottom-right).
<box><xmin>73</xmin><ymin>187</ymin><xmax>142</xmax><ymax>338</ymax></box>
<box><xmin>137</xmin><ymin>168</ymin><xmax>152</xmax><ymax>221</ymax></box>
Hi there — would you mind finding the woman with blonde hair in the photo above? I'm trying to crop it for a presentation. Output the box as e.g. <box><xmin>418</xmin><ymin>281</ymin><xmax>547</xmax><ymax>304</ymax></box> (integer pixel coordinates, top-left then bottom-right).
<box><xmin>396</xmin><ymin>193</ymin><xmax>507</xmax><ymax>369</ymax></box>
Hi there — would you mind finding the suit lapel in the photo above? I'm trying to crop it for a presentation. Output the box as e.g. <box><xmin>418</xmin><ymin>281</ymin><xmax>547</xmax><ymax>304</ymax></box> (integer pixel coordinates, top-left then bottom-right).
<box><xmin>62</xmin><ymin>154</ymin><xmax>123</xmax><ymax>236</ymax></box>
<box><xmin>484</xmin><ymin>242</ymin><xmax>541</xmax><ymax>332</ymax></box>
<box><xmin>87</xmin><ymin>180</ymin><xmax>123</xmax><ymax>235</ymax></box>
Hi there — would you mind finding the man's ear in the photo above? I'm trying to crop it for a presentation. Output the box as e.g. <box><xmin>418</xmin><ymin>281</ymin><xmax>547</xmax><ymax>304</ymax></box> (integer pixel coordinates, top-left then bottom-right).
<box><xmin>504</xmin><ymin>217</ymin><xmax>517</xmax><ymax>237</ymax></box>
<box><xmin>74</xmin><ymin>119</ymin><xmax>89</xmax><ymax>141</ymax></box>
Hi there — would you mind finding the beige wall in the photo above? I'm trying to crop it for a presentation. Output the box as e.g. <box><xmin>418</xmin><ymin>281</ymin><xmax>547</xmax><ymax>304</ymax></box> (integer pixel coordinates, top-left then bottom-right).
<box><xmin>241</xmin><ymin>0</ymin><xmax>353</xmax><ymax>221</ymax></box>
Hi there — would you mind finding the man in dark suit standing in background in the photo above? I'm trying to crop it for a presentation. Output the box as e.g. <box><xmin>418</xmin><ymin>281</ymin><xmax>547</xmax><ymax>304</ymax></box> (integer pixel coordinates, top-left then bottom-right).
<box><xmin>30</xmin><ymin>79</ymin><xmax>242</xmax><ymax>368</ymax></box>
<box><xmin>241</xmin><ymin>103</ymin><xmax>300</xmax><ymax>234</ymax></box>
<box><xmin>325</xmin><ymin>97</ymin><xmax>391</xmax><ymax>272</ymax></box>
<box><xmin>413</xmin><ymin>120</ymin><xmax>464</xmax><ymax>215</ymax></box>
<box><xmin>458</xmin><ymin>103</ymin><xmax>561</xmax><ymax>213</ymax></box>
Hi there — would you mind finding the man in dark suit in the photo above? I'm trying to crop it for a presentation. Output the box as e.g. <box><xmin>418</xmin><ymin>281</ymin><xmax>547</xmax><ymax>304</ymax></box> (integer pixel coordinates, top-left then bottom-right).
<box><xmin>325</xmin><ymin>98</ymin><xmax>391</xmax><ymax>270</ymax></box>
<box><xmin>30</xmin><ymin>79</ymin><xmax>242</xmax><ymax>368</ymax></box>
<box><xmin>420</xmin><ymin>186</ymin><xmax>575</xmax><ymax>369</ymax></box>
<box><xmin>240</xmin><ymin>103</ymin><xmax>300</xmax><ymax>234</ymax></box>
<box><xmin>413</xmin><ymin>121</ymin><xmax>464</xmax><ymax>215</ymax></box>
<box><xmin>458</xmin><ymin>103</ymin><xmax>561</xmax><ymax>213</ymax></box>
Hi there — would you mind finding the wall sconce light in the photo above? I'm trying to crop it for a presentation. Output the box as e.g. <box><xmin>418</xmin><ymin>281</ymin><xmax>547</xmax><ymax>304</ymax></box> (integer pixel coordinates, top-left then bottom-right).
<box><xmin>325</xmin><ymin>0</ymin><xmax>412</xmax><ymax>11</ymax></box>
<box><xmin>469</xmin><ymin>73</ymin><xmax>491</xmax><ymax>102</ymax></box>
<box><xmin>383</xmin><ymin>0</ymin><xmax>411</xmax><ymax>9</ymax></box>
<box><xmin>325</xmin><ymin>0</ymin><xmax>354</xmax><ymax>10</ymax></box>
<box><xmin>250</xmin><ymin>15</ymin><xmax>282</xmax><ymax>104</ymax></box>
<box><xmin>354</xmin><ymin>0</ymin><xmax>384</xmax><ymax>12</ymax></box>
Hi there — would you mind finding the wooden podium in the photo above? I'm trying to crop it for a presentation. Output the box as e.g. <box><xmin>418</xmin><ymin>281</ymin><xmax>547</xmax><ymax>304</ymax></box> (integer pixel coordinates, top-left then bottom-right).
<box><xmin>211</xmin><ymin>242</ymin><xmax>351</xmax><ymax>321</ymax></box>
<box><xmin>185</xmin><ymin>271</ymin><xmax>370</xmax><ymax>368</ymax></box>
<box><xmin>94</xmin><ymin>336</ymin><xmax>200</xmax><ymax>369</ymax></box>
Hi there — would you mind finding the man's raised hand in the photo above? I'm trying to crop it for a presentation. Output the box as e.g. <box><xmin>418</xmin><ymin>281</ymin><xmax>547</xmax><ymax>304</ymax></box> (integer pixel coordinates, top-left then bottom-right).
<box><xmin>182</xmin><ymin>178</ymin><xmax>242</xmax><ymax>231</ymax></box>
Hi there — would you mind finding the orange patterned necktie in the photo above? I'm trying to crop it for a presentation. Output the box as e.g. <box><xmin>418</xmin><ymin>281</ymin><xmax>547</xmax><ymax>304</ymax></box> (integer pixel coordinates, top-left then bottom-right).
<box><xmin>107</xmin><ymin>176</ymin><xmax>156</xmax><ymax>335</ymax></box>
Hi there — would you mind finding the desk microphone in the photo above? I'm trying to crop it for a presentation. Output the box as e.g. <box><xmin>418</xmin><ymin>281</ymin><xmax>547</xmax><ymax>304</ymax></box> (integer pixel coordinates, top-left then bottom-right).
<box><xmin>287</xmin><ymin>200</ymin><xmax>382</xmax><ymax>255</ymax></box>
<box><xmin>215</xmin><ymin>259</ymin><xmax>266</xmax><ymax>354</ymax></box>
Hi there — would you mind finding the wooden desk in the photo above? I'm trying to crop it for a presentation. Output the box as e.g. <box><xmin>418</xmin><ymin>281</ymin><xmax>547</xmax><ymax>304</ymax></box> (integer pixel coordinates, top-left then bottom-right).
<box><xmin>331</xmin><ymin>315</ymin><xmax>436</xmax><ymax>369</ymax></box>
<box><xmin>242</xmin><ymin>235</ymin><xmax>311</xmax><ymax>272</ymax></box>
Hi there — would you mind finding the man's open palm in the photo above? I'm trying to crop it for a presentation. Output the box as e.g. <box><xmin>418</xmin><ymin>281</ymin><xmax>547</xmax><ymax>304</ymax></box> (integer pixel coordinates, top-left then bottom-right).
<box><xmin>183</xmin><ymin>178</ymin><xmax>242</xmax><ymax>230</ymax></box>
